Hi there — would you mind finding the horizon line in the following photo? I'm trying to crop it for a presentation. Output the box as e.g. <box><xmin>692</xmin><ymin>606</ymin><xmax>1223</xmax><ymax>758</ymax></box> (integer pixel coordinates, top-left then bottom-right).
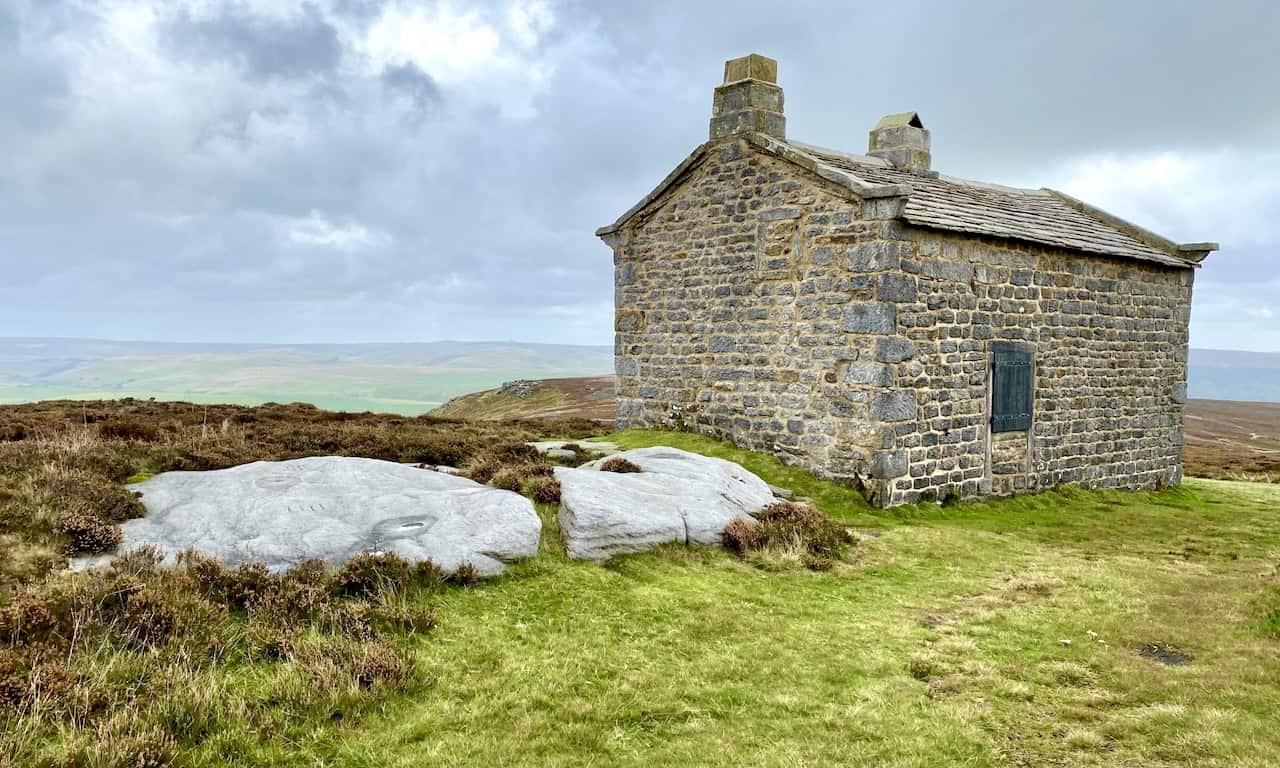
<box><xmin>0</xmin><ymin>335</ymin><xmax>614</xmax><ymax>349</ymax></box>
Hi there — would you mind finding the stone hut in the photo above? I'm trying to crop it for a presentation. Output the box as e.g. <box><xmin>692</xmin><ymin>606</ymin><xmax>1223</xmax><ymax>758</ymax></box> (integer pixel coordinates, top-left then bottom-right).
<box><xmin>596</xmin><ymin>54</ymin><xmax>1217</xmax><ymax>507</ymax></box>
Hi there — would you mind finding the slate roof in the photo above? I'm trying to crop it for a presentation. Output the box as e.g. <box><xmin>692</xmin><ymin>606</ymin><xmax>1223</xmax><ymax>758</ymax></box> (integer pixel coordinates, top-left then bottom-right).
<box><xmin>597</xmin><ymin>133</ymin><xmax>1215</xmax><ymax>269</ymax></box>
<box><xmin>791</xmin><ymin>142</ymin><xmax>1199</xmax><ymax>268</ymax></box>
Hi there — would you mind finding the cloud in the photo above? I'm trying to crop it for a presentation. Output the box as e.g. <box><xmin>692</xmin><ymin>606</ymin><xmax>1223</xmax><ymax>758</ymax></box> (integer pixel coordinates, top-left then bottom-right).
<box><xmin>1187</xmin><ymin>276</ymin><xmax>1280</xmax><ymax>351</ymax></box>
<box><xmin>380</xmin><ymin>62</ymin><xmax>441</xmax><ymax>113</ymax></box>
<box><xmin>0</xmin><ymin>0</ymin><xmax>1277</xmax><ymax>349</ymax></box>
<box><xmin>356</xmin><ymin>0</ymin><xmax>558</xmax><ymax>119</ymax></box>
<box><xmin>166</xmin><ymin>2</ymin><xmax>342</xmax><ymax>80</ymax></box>
<box><xmin>282</xmin><ymin>211</ymin><xmax>388</xmax><ymax>250</ymax></box>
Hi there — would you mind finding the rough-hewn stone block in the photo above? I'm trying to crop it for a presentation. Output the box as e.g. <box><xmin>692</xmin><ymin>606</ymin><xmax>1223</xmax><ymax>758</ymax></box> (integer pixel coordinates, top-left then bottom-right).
<box><xmin>876</xmin><ymin>273</ymin><xmax>918</xmax><ymax>302</ymax></box>
<box><xmin>920</xmin><ymin>259</ymin><xmax>973</xmax><ymax>282</ymax></box>
<box><xmin>871</xmin><ymin>391</ymin><xmax>916</xmax><ymax>422</ymax></box>
<box><xmin>709</xmin><ymin>335</ymin><xmax>736</xmax><ymax>352</ymax></box>
<box><xmin>875</xmin><ymin>336</ymin><xmax>915</xmax><ymax>363</ymax></box>
<box><xmin>844</xmin><ymin>362</ymin><xmax>891</xmax><ymax>386</ymax></box>
<box><xmin>870</xmin><ymin>450</ymin><xmax>908</xmax><ymax>478</ymax></box>
<box><xmin>847</xmin><ymin>241</ymin><xmax>901</xmax><ymax>271</ymax></box>
<box><xmin>843</xmin><ymin>303</ymin><xmax>896</xmax><ymax>334</ymax></box>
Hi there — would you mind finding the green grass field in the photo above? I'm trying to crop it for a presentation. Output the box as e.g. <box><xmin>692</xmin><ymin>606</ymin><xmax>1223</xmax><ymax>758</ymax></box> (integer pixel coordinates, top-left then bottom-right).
<box><xmin>197</xmin><ymin>432</ymin><xmax>1280</xmax><ymax>767</ymax></box>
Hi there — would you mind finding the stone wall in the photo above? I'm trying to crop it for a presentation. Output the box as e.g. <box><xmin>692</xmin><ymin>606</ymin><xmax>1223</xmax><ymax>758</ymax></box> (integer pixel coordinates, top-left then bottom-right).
<box><xmin>606</xmin><ymin>136</ymin><xmax>1193</xmax><ymax>506</ymax></box>
<box><xmin>883</xmin><ymin>226</ymin><xmax>1193</xmax><ymax>505</ymax></box>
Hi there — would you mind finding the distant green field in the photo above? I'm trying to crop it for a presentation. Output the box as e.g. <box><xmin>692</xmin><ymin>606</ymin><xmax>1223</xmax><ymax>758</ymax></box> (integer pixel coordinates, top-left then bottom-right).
<box><xmin>0</xmin><ymin>369</ymin><xmax>590</xmax><ymax>416</ymax></box>
<box><xmin>0</xmin><ymin>338</ymin><xmax>614</xmax><ymax>415</ymax></box>
<box><xmin>0</xmin><ymin>383</ymin><xmax>442</xmax><ymax>414</ymax></box>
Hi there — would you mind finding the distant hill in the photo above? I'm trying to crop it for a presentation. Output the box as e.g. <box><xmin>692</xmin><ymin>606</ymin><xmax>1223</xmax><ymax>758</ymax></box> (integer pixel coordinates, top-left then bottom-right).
<box><xmin>0</xmin><ymin>338</ymin><xmax>612</xmax><ymax>415</ymax></box>
<box><xmin>431</xmin><ymin>376</ymin><xmax>617</xmax><ymax>422</ymax></box>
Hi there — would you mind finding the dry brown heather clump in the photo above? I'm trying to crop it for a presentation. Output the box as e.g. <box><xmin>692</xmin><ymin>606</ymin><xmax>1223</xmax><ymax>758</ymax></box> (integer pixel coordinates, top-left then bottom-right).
<box><xmin>448</xmin><ymin>562</ymin><xmax>480</xmax><ymax>588</ymax></box>
<box><xmin>523</xmin><ymin>475</ymin><xmax>562</xmax><ymax>504</ymax></box>
<box><xmin>599</xmin><ymin>456</ymin><xmax>642</xmax><ymax>473</ymax></box>
<box><xmin>54</xmin><ymin>508</ymin><xmax>124</xmax><ymax>555</ymax></box>
<box><xmin>723</xmin><ymin>502</ymin><xmax>854</xmax><ymax>571</ymax></box>
<box><xmin>463</xmin><ymin>440</ymin><xmax>558</xmax><ymax>496</ymax></box>
<box><xmin>333</xmin><ymin>552</ymin><xmax>412</xmax><ymax>599</ymax></box>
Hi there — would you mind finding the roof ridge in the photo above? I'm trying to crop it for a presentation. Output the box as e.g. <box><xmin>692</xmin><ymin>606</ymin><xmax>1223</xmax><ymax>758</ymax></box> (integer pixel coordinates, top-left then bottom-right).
<box><xmin>784</xmin><ymin>140</ymin><xmax>892</xmax><ymax>168</ymax></box>
<box><xmin>746</xmin><ymin>135</ymin><xmax>907</xmax><ymax>200</ymax></box>
<box><xmin>794</xmin><ymin>140</ymin><xmax>1062</xmax><ymax>198</ymax></box>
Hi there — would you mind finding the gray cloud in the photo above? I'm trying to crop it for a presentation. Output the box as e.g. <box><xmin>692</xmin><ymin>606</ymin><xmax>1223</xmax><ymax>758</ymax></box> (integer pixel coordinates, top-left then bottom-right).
<box><xmin>380</xmin><ymin>63</ymin><xmax>441</xmax><ymax>113</ymax></box>
<box><xmin>166</xmin><ymin>2</ymin><xmax>342</xmax><ymax>80</ymax></box>
<box><xmin>0</xmin><ymin>0</ymin><xmax>1276</xmax><ymax>349</ymax></box>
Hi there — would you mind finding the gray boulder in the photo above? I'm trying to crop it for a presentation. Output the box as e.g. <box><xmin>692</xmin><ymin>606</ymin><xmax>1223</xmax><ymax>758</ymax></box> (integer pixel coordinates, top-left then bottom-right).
<box><xmin>73</xmin><ymin>456</ymin><xmax>541</xmax><ymax>576</ymax></box>
<box><xmin>555</xmin><ymin>446</ymin><xmax>776</xmax><ymax>561</ymax></box>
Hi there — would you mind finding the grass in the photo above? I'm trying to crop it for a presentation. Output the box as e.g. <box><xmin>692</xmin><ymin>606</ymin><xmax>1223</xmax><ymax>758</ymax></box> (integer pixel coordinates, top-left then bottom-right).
<box><xmin>3</xmin><ymin>412</ymin><xmax>1280</xmax><ymax>766</ymax></box>
<box><xmin>306</xmin><ymin>436</ymin><xmax>1280</xmax><ymax>767</ymax></box>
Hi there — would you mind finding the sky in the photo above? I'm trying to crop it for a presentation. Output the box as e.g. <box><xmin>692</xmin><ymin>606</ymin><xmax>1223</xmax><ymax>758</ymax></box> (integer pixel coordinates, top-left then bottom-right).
<box><xmin>0</xmin><ymin>0</ymin><xmax>1276</xmax><ymax>349</ymax></box>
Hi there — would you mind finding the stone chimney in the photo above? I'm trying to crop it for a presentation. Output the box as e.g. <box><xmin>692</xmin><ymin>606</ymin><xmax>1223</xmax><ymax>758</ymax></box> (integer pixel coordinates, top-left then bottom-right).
<box><xmin>709</xmin><ymin>54</ymin><xmax>785</xmax><ymax>141</ymax></box>
<box><xmin>868</xmin><ymin>112</ymin><xmax>931</xmax><ymax>174</ymax></box>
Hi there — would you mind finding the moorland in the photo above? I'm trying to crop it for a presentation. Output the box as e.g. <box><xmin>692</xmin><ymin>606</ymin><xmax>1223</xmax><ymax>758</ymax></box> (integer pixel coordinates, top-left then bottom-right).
<box><xmin>1</xmin><ymin>398</ymin><xmax>1278</xmax><ymax>766</ymax></box>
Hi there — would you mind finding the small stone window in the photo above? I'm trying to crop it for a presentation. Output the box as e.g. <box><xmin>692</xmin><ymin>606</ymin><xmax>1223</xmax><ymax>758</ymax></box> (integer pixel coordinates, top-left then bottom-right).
<box><xmin>991</xmin><ymin>341</ymin><xmax>1033</xmax><ymax>433</ymax></box>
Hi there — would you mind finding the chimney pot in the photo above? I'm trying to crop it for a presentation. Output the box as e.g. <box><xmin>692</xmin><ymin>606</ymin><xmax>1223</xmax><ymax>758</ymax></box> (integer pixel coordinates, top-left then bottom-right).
<box><xmin>710</xmin><ymin>54</ymin><xmax>785</xmax><ymax>140</ymax></box>
<box><xmin>868</xmin><ymin>111</ymin><xmax>932</xmax><ymax>174</ymax></box>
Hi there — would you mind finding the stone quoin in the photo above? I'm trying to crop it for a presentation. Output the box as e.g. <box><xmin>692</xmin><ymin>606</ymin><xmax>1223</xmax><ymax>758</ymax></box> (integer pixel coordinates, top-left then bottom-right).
<box><xmin>597</xmin><ymin>53</ymin><xmax>1217</xmax><ymax>507</ymax></box>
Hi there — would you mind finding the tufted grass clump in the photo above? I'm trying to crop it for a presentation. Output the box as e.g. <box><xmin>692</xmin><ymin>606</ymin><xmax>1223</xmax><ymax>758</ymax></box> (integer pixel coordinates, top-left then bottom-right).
<box><xmin>490</xmin><ymin>467</ymin><xmax>526</xmax><ymax>492</ymax></box>
<box><xmin>413</xmin><ymin>559</ymin><xmax>446</xmax><ymax>585</ymax></box>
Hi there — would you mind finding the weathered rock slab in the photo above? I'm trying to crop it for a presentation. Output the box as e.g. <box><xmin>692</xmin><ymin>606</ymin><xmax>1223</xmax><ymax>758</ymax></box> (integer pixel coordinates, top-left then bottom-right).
<box><xmin>74</xmin><ymin>456</ymin><xmax>541</xmax><ymax>576</ymax></box>
<box><xmin>555</xmin><ymin>447</ymin><xmax>775</xmax><ymax>561</ymax></box>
